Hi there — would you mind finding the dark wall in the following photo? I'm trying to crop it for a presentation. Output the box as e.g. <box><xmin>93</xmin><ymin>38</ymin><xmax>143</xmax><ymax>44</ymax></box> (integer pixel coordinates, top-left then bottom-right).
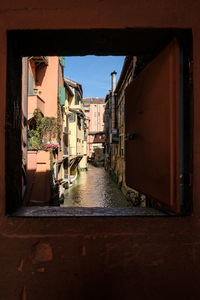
<box><xmin>1</xmin><ymin>1</ymin><xmax>200</xmax><ymax>299</ymax></box>
<box><xmin>0</xmin><ymin>216</ymin><xmax>200</xmax><ymax>300</ymax></box>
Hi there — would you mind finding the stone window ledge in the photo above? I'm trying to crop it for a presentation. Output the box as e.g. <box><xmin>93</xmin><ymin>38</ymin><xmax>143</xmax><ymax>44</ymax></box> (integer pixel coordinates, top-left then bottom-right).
<box><xmin>11</xmin><ymin>206</ymin><xmax>167</xmax><ymax>217</ymax></box>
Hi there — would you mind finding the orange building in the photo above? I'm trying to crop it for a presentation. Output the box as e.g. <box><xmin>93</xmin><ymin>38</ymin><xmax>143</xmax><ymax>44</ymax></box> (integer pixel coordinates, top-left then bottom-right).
<box><xmin>23</xmin><ymin>56</ymin><xmax>65</xmax><ymax>205</ymax></box>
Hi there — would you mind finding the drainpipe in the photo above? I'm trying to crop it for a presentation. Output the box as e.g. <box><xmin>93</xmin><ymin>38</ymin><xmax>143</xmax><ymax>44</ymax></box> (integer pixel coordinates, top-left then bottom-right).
<box><xmin>111</xmin><ymin>71</ymin><xmax>117</xmax><ymax>130</ymax></box>
<box><xmin>111</xmin><ymin>71</ymin><xmax>117</xmax><ymax>92</ymax></box>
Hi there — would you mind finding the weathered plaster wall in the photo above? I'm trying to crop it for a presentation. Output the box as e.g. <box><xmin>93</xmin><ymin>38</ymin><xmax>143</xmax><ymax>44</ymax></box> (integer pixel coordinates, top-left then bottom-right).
<box><xmin>37</xmin><ymin>57</ymin><xmax>58</xmax><ymax>118</ymax></box>
<box><xmin>0</xmin><ymin>1</ymin><xmax>200</xmax><ymax>299</ymax></box>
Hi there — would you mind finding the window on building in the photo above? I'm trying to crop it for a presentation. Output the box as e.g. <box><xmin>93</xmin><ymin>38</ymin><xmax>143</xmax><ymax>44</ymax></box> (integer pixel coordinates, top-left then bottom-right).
<box><xmin>84</xmin><ymin>132</ymin><xmax>87</xmax><ymax>140</ymax></box>
<box><xmin>6</xmin><ymin>29</ymin><xmax>193</xmax><ymax>217</ymax></box>
<box><xmin>77</xmin><ymin>115</ymin><xmax>81</xmax><ymax>129</ymax></box>
<box><xmin>75</xmin><ymin>91</ymin><xmax>81</xmax><ymax>105</ymax></box>
<box><xmin>28</xmin><ymin>73</ymin><xmax>34</xmax><ymax>95</ymax></box>
<box><xmin>69</xmin><ymin>113</ymin><xmax>76</xmax><ymax>122</ymax></box>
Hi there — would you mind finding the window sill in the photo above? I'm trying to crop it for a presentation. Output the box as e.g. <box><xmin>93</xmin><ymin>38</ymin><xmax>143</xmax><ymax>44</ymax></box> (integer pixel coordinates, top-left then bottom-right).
<box><xmin>11</xmin><ymin>206</ymin><xmax>167</xmax><ymax>217</ymax></box>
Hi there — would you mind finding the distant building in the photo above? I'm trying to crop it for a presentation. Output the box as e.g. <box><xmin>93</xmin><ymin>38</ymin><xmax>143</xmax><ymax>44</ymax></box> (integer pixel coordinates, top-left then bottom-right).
<box><xmin>83</xmin><ymin>98</ymin><xmax>105</xmax><ymax>158</ymax></box>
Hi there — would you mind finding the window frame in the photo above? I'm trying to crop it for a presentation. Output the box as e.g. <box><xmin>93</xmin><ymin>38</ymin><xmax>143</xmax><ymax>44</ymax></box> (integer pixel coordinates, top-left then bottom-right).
<box><xmin>5</xmin><ymin>29</ymin><xmax>193</xmax><ymax>216</ymax></box>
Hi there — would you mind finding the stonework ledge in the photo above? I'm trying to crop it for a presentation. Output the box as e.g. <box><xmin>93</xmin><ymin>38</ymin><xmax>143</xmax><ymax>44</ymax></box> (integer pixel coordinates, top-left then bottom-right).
<box><xmin>11</xmin><ymin>206</ymin><xmax>167</xmax><ymax>217</ymax></box>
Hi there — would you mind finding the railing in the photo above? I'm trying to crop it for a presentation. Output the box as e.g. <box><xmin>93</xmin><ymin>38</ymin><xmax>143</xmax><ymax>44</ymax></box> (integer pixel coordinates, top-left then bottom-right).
<box><xmin>67</xmin><ymin>147</ymin><xmax>86</xmax><ymax>156</ymax></box>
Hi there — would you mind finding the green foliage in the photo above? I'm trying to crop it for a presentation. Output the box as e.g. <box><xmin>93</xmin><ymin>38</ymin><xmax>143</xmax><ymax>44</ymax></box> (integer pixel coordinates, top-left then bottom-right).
<box><xmin>41</xmin><ymin>117</ymin><xmax>57</xmax><ymax>141</ymax></box>
<box><xmin>57</xmin><ymin>97</ymin><xmax>62</xmax><ymax>140</ymax></box>
<box><xmin>27</xmin><ymin>129</ymin><xmax>42</xmax><ymax>149</ymax></box>
<box><xmin>28</xmin><ymin>108</ymin><xmax>58</xmax><ymax>149</ymax></box>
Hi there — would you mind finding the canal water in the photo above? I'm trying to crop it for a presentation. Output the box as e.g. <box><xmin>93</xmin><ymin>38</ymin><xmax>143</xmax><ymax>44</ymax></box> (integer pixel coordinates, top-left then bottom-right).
<box><xmin>63</xmin><ymin>164</ymin><xmax>133</xmax><ymax>207</ymax></box>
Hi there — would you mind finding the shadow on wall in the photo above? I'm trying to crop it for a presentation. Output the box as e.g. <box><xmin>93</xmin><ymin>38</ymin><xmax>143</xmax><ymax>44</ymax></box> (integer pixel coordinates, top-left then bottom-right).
<box><xmin>24</xmin><ymin>169</ymin><xmax>51</xmax><ymax>206</ymax></box>
<box><xmin>24</xmin><ymin>150</ymin><xmax>52</xmax><ymax>206</ymax></box>
<box><xmin>36</xmin><ymin>65</ymin><xmax>48</xmax><ymax>86</ymax></box>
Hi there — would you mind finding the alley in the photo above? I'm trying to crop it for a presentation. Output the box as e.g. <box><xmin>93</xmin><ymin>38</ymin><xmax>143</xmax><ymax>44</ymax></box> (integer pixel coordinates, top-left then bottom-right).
<box><xmin>62</xmin><ymin>164</ymin><xmax>132</xmax><ymax>207</ymax></box>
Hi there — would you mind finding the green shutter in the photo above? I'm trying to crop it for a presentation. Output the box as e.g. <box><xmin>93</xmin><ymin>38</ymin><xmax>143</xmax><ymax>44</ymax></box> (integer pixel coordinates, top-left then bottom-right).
<box><xmin>28</xmin><ymin>73</ymin><xmax>33</xmax><ymax>95</ymax></box>
<box><xmin>62</xmin><ymin>56</ymin><xmax>65</xmax><ymax>67</ymax></box>
<box><xmin>60</xmin><ymin>87</ymin><xmax>65</xmax><ymax>105</ymax></box>
<box><xmin>59</xmin><ymin>56</ymin><xmax>65</xmax><ymax>67</ymax></box>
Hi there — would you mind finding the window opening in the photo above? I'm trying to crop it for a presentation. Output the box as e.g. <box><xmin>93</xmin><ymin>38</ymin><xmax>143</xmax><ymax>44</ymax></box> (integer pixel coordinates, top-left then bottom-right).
<box><xmin>6</xmin><ymin>29</ymin><xmax>193</xmax><ymax>216</ymax></box>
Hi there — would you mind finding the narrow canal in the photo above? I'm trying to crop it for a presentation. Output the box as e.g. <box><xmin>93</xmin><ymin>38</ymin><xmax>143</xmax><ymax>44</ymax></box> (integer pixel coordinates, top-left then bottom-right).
<box><xmin>62</xmin><ymin>164</ymin><xmax>133</xmax><ymax>207</ymax></box>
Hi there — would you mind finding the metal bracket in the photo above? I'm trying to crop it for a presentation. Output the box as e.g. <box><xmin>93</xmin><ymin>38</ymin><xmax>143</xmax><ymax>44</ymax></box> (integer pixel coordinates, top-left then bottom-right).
<box><xmin>125</xmin><ymin>133</ymin><xmax>137</xmax><ymax>140</ymax></box>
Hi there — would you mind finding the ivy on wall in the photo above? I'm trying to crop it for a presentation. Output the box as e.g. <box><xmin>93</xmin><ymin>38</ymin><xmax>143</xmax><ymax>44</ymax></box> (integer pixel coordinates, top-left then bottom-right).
<box><xmin>28</xmin><ymin>108</ymin><xmax>59</xmax><ymax>149</ymax></box>
<box><xmin>57</xmin><ymin>97</ymin><xmax>63</xmax><ymax>140</ymax></box>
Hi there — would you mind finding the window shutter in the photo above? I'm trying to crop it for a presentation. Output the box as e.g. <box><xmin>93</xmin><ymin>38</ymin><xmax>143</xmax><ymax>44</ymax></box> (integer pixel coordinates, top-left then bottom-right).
<box><xmin>60</xmin><ymin>87</ymin><xmax>65</xmax><ymax>105</ymax></box>
<box><xmin>59</xmin><ymin>56</ymin><xmax>65</xmax><ymax>67</ymax></box>
<box><xmin>28</xmin><ymin>73</ymin><xmax>33</xmax><ymax>95</ymax></box>
<box><xmin>62</xmin><ymin>56</ymin><xmax>65</xmax><ymax>67</ymax></box>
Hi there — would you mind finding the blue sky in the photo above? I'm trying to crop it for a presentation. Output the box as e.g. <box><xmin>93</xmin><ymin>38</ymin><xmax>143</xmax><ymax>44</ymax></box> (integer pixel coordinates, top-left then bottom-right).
<box><xmin>64</xmin><ymin>56</ymin><xmax>125</xmax><ymax>98</ymax></box>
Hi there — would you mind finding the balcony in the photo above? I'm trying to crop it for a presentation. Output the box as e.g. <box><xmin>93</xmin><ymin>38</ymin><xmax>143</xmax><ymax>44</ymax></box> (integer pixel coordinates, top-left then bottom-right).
<box><xmin>31</xmin><ymin>56</ymin><xmax>48</xmax><ymax>66</ymax></box>
<box><xmin>28</xmin><ymin>95</ymin><xmax>45</xmax><ymax>116</ymax></box>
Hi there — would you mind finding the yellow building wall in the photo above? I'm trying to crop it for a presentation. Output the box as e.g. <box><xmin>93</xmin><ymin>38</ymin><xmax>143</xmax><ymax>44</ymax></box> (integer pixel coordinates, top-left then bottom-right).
<box><xmin>68</xmin><ymin>87</ymin><xmax>86</xmax><ymax>160</ymax></box>
<box><xmin>68</xmin><ymin>114</ymin><xmax>77</xmax><ymax>156</ymax></box>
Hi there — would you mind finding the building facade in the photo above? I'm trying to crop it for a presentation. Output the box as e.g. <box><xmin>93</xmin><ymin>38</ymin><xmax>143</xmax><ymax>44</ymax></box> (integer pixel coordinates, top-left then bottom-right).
<box><xmin>64</xmin><ymin>78</ymin><xmax>87</xmax><ymax>185</ymax></box>
<box><xmin>104</xmin><ymin>58</ymin><xmax>136</xmax><ymax>187</ymax></box>
<box><xmin>22</xmin><ymin>56</ymin><xmax>66</xmax><ymax>205</ymax></box>
<box><xmin>83</xmin><ymin>98</ymin><xmax>105</xmax><ymax>158</ymax></box>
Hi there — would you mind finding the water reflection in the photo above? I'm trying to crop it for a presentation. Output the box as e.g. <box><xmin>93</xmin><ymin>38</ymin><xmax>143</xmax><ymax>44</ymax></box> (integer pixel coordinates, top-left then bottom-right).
<box><xmin>63</xmin><ymin>164</ymin><xmax>133</xmax><ymax>207</ymax></box>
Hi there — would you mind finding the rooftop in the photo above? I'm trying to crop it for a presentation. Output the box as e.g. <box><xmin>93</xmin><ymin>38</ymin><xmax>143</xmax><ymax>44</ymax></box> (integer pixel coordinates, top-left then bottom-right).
<box><xmin>83</xmin><ymin>98</ymin><xmax>105</xmax><ymax>104</ymax></box>
<box><xmin>64</xmin><ymin>78</ymin><xmax>83</xmax><ymax>94</ymax></box>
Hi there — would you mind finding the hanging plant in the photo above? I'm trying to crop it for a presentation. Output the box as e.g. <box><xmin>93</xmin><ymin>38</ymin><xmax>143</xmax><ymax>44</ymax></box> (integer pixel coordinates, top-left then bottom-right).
<box><xmin>28</xmin><ymin>108</ymin><xmax>59</xmax><ymax>150</ymax></box>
